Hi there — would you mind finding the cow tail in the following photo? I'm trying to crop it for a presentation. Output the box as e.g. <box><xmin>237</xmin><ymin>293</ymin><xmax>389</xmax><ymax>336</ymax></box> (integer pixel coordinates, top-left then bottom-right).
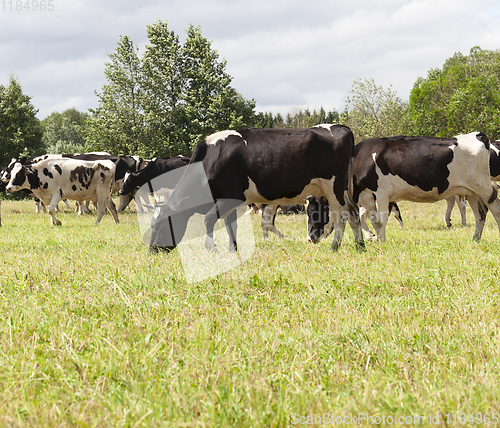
<box><xmin>345</xmin><ymin>151</ymin><xmax>360</xmax><ymax>220</ymax></box>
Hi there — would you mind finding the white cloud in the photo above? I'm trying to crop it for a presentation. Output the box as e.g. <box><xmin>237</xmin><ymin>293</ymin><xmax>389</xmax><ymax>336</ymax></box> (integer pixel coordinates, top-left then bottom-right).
<box><xmin>1</xmin><ymin>0</ymin><xmax>499</xmax><ymax>119</ymax></box>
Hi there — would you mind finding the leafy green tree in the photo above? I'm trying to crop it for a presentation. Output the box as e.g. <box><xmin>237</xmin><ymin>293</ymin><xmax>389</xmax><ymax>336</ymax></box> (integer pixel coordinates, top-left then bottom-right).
<box><xmin>0</xmin><ymin>75</ymin><xmax>42</xmax><ymax>166</ymax></box>
<box><xmin>140</xmin><ymin>21</ymin><xmax>185</xmax><ymax>157</ymax></box>
<box><xmin>41</xmin><ymin>108</ymin><xmax>87</xmax><ymax>154</ymax></box>
<box><xmin>86</xmin><ymin>21</ymin><xmax>256</xmax><ymax>158</ymax></box>
<box><xmin>181</xmin><ymin>25</ymin><xmax>255</xmax><ymax>148</ymax></box>
<box><xmin>408</xmin><ymin>46</ymin><xmax>500</xmax><ymax>139</ymax></box>
<box><xmin>85</xmin><ymin>35</ymin><xmax>147</xmax><ymax>156</ymax></box>
<box><xmin>344</xmin><ymin>78</ymin><xmax>409</xmax><ymax>142</ymax></box>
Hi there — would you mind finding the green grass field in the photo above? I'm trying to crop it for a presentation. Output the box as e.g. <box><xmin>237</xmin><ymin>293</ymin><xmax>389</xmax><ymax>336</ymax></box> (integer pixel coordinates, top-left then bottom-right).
<box><xmin>1</xmin><ymin>198</ymin><xmax>500</xmax><ymax>427</ymax></box>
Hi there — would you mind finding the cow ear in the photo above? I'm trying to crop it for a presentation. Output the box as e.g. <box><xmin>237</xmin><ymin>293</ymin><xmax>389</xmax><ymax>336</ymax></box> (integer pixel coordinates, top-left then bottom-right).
<box><xmin>476</xmin><ymin>132</ymin><xmax>489</xmax><ymax>148</ymax></box>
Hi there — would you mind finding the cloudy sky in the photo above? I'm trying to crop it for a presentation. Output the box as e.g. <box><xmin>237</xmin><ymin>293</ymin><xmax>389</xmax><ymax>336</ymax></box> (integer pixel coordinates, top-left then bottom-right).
<box><xmin>1</xmin><ymin>0</ymin><xmax>499</xmax><ymax>119</ymax></box>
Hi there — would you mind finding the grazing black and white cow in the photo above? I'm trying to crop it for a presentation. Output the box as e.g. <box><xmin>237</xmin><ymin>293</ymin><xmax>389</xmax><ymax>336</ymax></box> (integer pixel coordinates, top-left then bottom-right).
<box><xmin>149</xmin><ymin>125</ymin><xmax>364</xmax><ymax>253</ymax></box>
<box><xmin>120</xmin><ymin>156</ymin><xmax>192</xmax><ymax>197</ymax></box>
<box><xmin>117</xmin><ymin>158</ymin><xmax>151</xmax><ymax>212</ymax></box>
<box><xmin>119</xmin><ymin>155</ymin><xmax>192</xmax><ymax>213</ymax></box>
<box><xmin>349</xmin><ymin>132</ymin><xmax>500</xmax><ymax>242</ymax></box>
<box><xmin>306</xmin><ymin>195</ymin><xmax>403</xmax><ymax>243</ymax></box>
<box><xmin>6</xmin><ymin>158</ymin><xmax>119</xmax><ymax>225</ymax></box>
<box><xmin>444</xmin><ymin>140</ymin><xmax>500</xmax><ymax>227</ymax></box>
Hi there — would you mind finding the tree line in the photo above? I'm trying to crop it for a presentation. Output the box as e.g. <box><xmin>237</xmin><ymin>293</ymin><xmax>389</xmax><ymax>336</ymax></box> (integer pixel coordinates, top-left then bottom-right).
<box><xmin>1</xmin><ymin>17</ymin><xmax>500</xmax><ymax>167</ymax></box>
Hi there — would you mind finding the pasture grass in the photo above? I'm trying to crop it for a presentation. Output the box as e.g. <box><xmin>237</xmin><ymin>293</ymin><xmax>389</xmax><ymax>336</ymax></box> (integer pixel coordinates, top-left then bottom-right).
<box><xmin>0</xmin><ymin>199</ymin><xmax>500</xmax><ymax>427</ymax></box>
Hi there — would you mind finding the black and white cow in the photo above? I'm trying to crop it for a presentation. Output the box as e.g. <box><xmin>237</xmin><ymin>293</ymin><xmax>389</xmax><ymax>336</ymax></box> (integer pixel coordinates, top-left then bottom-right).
<box><xmin>117</xmin><ymin>158</ymin><xmax>151</xmax><ymax>212</ymax></box>
<box><xmin>2</xmin><ymin>153</ymin><xmax>141</xmax><ymax>214</ymax></box>
<box><xmin>444</xmin><ymin>140</ymin><xmax>500</xmax><ymax>227</ymax></box>
<box><xmin>1</xmin><ymin>156</ymin><xmax>73</xmax><ymax>212</ymax></box>
<box><xmin>120</xmin><ymin>156</ymin><xmax>192</xmax><ymax>197</ymax></box>
<box><xmin>118</xmin><ymin>155</ymin><xmax>192</xmax><ymax>213</ymax></box>
<box><xmin>6</xmin><ymin>158</ymin><xmax>119</xmax><ymax>226</ymax></box>
<box><xmin>349</xmin><ymin>132</ymin><xmax>500</xmax><ymax>242</ymax></box>
<box><xmin>67</xmin><ymin>154</ymin><xmax>143</xmax><ymax>194</ymax></box>
<box><xmin>149</xmin><ymin>125</ymin><xmax>364</xmax><ymax>253</ymax></box>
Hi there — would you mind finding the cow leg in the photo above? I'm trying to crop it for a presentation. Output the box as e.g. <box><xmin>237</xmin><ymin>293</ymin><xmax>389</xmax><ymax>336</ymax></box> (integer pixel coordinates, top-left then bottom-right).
<box><xmin>98</xmin><ymin>197</ymin><xmax>119</xmax><ymax>224</ymax></box>
<box><xmin>359</xmin><ymin>192</ymin><xmax>379</xmax><ymax>241</ymax></box>
<box><xmin>82</xmin><ymin>200</ymin><xmax>92</xmax><ymax>214</ymax></box>
<box><xmin>35</xmin><ymin>198</ymin><xmax>46</xmax><ymax>213</ymax></box>
<box><xmin>63</xmin><ymin>199</ymin><xmax>72</xmax><ymax>210</ymax></box>
<box><xmin>457</xmin><ymin>197</ymin><xmax>467</xmax><ymax>226</ymax></box>
<box><xmin>261</xmin><ymin>204</ymin><xmax>284</xmax><ymax>239</ymax></box>
<box><xmin>371</xmin><ymin>194</ymin><xmax>390</xmax><ymax>242</ymax></box>
<box><xmin>204</xmin><ymin>199</ymin><xmax>242</xmax><ymax>252</ymax></box>
<box><xmin>47</xmin><ymin>194</ymin><xmax>62</xmax><ymax>226</ymax></box>
<box><xmin>321</xmin><ymin>197</ymin><xmax>347</xmax><ymax>251</ymax></box>
<box><xmin>444</xmin><ymin>196</ymin><xmax>456</xmax><ymax>227</ymax></box>
<box><xmin>345</xmin><ymin>197</ymin><xmax>365</xmax><ymax>251</ymax></box>
<box><xmin>224</xmin><ymin>209</ymin><xmax>238</xmax><ymax>252</ymax></box>
<box><xmin>359</xmin><ymin>206</ymin><xmax>377</xmax><ymax>241</ymax></box>
<box><xmin>483</xmin><ymin>189</ymin><xmax>500</xmax><ymax>238</ymax></box>
<box><xmin>467</xmin><ymin>194</ymin><xmax>488</xmax><ymax>241</ymax></box>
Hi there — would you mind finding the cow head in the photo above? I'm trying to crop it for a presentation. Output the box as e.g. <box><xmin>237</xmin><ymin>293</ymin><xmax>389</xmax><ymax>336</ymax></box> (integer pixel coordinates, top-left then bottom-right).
<box><xmin>149</xmin><ymin>199</ymin><xmax>210</xmax><ymax>252</ymax></box>
<box><xmin>306</xmin><ymin>195</ymin><xmax>330</xmax><ymax>243</ymax></box>
<box><xmin>6</xmin><ymin>162</ymin><xmax>41</xmax><ymax>193</ymax></box>
<box><xmin>120</xmin><ymin>170</ymin><xmax>140</xmax><ymax>196</ymax></box>
<box><xmin>148</xmin><ymin>162</ymin><xmax>213</xmax><ymax>252</ymax></box>
<box><xmin>6</xmin><ymin>162</ymin><xmax>27</xmax><ymax>192</ymax></box>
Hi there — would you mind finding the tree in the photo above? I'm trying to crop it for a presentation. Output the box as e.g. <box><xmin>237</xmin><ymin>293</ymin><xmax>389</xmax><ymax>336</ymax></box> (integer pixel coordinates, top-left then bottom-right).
<box><xmin>41</xmin><ymin>108</ymin><xmax>87</xmax><ymax>154</ymax></box>
<box><xmin>84</xmin><ymin>35</ymin><xmax>146</xmax><ymax>156</ymax></box>
<box><xmin>140</xmin><ymin>21</ymin><xmax>185</xmax><ymax>156</ymax></box>
<box><xmin>344</xmin><ymin>78</ymin><xmax>409</xmax><ymax>142</ymax></box>
<box><xmin>85</xmin><ymin>21</ymin><xmax>256</xmax><ymax>158</ymax></box>
<box><xmin>253</xmin><ymin>107</ymin><xmax>340</xmax><ymax>129</ymax></box>
<box><xmin>408</xmin><ymin>46</ymin><xmax>500</xmax><ymax>139</ymax></box>
<box><xmin>0</xmin><ymin>75</ymin><xmax>42</xmax><ymax>166</ymax></box>
<box><xmin>181</xmin><ymin>25</ymin><xmax>256</xmax><ymax>148</ymax></box>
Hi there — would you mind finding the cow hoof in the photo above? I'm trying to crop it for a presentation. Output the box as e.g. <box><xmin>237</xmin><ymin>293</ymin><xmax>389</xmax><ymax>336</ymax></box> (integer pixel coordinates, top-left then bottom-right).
<box><xmin>52</xmin><ymin>221</ymin><xmax>62</xmax><ymax>226</ymax></box>
<box><xmin>331</xmin><ymin>240</ymin><xmax>340</xmax><ymax>252</ymax></box>
<box><xmin>149</xmin><ymin>245</ymin><xmax>172</xmax><ymax>253</ymax></box>
<box><xmin>355</xmin><ymin>241</ymin><xmax>366</xmax><ymax>251</ymax></box>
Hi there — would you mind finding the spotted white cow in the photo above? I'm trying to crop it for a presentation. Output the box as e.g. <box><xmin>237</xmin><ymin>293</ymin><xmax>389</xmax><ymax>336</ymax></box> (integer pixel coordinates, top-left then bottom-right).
<box><xmin>352</xmin><ymin>132</ymin><xmax>500</xmax><ymax>242</ymax></box>
<box><xmin>6</xmin><ymin>158</ymin><xmax>119</xmax><ymax>225</ymax></box>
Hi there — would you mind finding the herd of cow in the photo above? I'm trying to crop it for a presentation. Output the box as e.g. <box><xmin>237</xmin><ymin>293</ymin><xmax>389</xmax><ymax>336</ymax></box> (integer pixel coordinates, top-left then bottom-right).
<box><xmin>1</xmin><ymin>124</ymin><xmax>500</xmax><ymax>255</ymax></box>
